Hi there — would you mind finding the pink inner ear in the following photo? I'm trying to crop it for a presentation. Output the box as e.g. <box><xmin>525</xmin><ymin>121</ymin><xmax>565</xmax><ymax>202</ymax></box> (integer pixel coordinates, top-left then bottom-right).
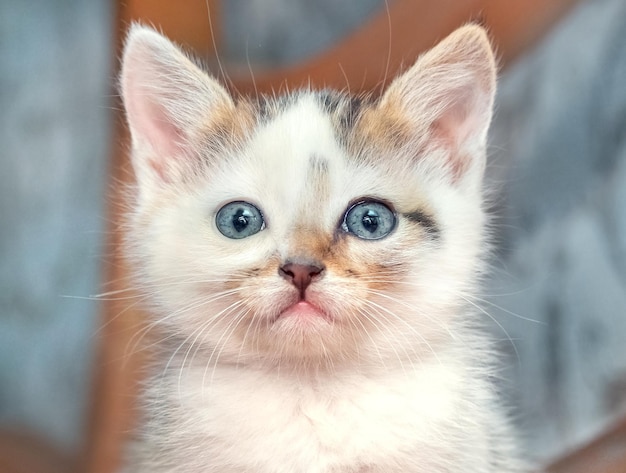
<box><xmin>427</xmin><ymin>85</ymin><xmax>487</xmax><ymax>180</ymax></box>
<box><xmin>429</xmin><ymin>86</ymin><xmax>474</xmax><ymax>147</ymax></box>
<box><xmin>126</xmin><ymin>81</ymin><xmax>187</xmax><ymax>182</ymax></box>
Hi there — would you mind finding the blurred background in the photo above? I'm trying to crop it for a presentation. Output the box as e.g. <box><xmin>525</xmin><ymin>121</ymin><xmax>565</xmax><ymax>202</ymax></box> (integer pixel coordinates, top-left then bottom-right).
<box><xmin>1</xmin><ymin>0</ymin><xmax>625</xmax><ymax>471</ymax></box>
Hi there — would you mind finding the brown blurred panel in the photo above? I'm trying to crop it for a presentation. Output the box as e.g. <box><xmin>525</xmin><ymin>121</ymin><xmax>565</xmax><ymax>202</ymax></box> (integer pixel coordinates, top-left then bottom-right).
<box><xmin>0</xmin><ymin>430</ymin><xmax>75</xmax><ymax>473</ymax></box>
<box><xmin>121</xmin><ymin>0</ymin><xmax>221</xmax><ymax>55</ymax></box>
<box><xmin>228</xmin><ymin>0</ymin><xmax>582</xmax><ymax>95</ymax></box>
<box><xmin>547</xmin><ymin>416</ymin><xmax>626</xmax><ymax>473</ymax></box>
<box><xmin>82</xmin><ymin>119</ymin><xmax>144</xmax><ymax>473</ymax></box>
<box><xmin>82</xmin><ymin>125</ymin><xmax>146</xmax><ymax>473</ymax></box>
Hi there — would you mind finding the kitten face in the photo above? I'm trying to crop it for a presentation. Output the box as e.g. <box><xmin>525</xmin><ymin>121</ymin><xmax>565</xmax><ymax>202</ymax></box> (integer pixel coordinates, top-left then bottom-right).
<box><xmin>121</xmin><ymin>25</ymin><xmax>496</xmax><ymax>367</ymax></box>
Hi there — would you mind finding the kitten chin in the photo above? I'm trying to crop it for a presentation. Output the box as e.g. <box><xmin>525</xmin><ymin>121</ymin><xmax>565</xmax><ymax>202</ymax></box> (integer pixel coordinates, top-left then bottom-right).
<box><xmin>120</xmin><ymin>23</ymin><xmax>527</xmax><ymax>473</ymax></box>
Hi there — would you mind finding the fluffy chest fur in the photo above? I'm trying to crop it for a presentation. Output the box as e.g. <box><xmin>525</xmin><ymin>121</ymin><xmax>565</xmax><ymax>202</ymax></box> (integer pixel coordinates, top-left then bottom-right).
<box><xmin>120</xmin><ymin>23</ymin><xmax>525</xmax><ymax>473</ymax></box>
<box><xmin>142</xmin><ymin>352</ymin><xmax>499</xmax><ymax>473</ymax></box>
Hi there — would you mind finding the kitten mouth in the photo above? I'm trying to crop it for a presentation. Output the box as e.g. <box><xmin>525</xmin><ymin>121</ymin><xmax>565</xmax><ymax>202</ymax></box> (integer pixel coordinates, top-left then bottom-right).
<box><xmin>276</xmin><ymin>301</ymin><xmax>332</xmax><ymax>323</ymax></box>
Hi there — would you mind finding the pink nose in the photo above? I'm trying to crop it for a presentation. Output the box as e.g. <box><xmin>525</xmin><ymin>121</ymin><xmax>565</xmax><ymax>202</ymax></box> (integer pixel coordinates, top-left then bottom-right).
<box><xmin>279</xmin><ymin>262</ymin><xmax>325</xmax><ymax>294</ymax></box>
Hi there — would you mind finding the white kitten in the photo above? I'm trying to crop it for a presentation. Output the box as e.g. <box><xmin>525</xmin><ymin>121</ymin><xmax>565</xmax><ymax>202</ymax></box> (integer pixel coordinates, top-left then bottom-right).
<box><xmin>120</xmin><ymin>23</ymin><xmax>525</xmax><ymax>472</ymax></box>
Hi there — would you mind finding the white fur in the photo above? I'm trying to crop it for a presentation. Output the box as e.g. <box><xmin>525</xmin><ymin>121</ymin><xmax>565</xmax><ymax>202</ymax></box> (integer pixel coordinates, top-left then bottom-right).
<box><xmin>121</xmin><ymin>24</ymin><xmax>525</xmax><ymax>472</ymax></box>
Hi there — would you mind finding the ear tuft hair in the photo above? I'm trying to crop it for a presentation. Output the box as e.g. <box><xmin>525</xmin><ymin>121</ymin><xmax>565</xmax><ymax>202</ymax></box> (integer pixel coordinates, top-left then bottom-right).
<box><xmin>120</xmin><ymin>24</ymin><xmax>233</xmax><ymax>198</ymax></box>
<box><xmin>381</xmin><ymin>25</ymin><xmax>497</xmax><ymax>186</ymax></box>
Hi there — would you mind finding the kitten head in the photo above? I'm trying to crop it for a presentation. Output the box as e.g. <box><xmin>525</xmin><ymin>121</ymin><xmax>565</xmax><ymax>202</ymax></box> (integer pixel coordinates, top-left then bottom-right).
<box><xmin>120</xmin><ymin>24</ymin><xmax>496</xmax><ymax>368</ymax></box>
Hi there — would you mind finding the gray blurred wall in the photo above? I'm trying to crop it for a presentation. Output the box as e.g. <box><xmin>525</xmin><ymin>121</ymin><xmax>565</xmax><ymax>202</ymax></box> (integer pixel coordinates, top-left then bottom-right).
<box><xmin>0</xmin><ymin>0</ymin><xmax>112</xmax><ymax>452</ymax></box>
<box><xmin>486</xmin><ymin>0</ymin><xmax>626</xmax><ymax>458</ymax></box>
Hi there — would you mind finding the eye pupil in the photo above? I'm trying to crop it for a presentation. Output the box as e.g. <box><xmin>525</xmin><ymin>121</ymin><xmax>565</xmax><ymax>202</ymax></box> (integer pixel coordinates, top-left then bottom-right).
<box><xmin>362</xmin><ymin>211</ymin><xmax>379</xmax><ymax>233</ymax></box>
<box><xmin>232</xmin><ymin>210</ymin><xmax>249</xmax><ymax>233</ymax></box>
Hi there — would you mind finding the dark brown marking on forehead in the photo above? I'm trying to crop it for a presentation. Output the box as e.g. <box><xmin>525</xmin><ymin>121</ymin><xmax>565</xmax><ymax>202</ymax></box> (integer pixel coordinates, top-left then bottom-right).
<box><xmin>308</xmin><ymin>154</ymin><xmax>329</xmax><ymax>175</ymax></box>
<box><xmin>341</xmin><ymin>95</ymin><xmax>366</xmax><ymax>130</ymax></box>
<box><xmin>317</xmin><ymin>91</ymin><xmax>373</xmax><ymax>141</ymax></box>
<box><xmin>254</xmin><ymin>93</ymin><xmax>300</xmax><ymax>123</ymax></box>
<box><xmin>403</xmin><ymin>210</ymin><xmax>440</xmax><ymax>239</ymax></box>
<box><xmin>256</xmin><ymin>95</ymin><xmax>272</xmax><ymax>121</ymax></box>
<box><xmin>304</xmin><ymin>154</ymin><xmax>331</xmax><ymax>204</ymax></box>
<box><xmin>319</xmin><ymin>91</ymin><xmax>342</xmax><ymax>115</ymax></box>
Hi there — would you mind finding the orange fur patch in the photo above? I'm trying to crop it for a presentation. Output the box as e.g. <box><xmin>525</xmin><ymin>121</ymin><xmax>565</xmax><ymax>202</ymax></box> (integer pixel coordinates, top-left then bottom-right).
<box><xmin>348</xmin><ymin>100</ymin><xmax>414</xmax><ymax>158</ymax></box>
<box><xmin>198</xmin><ymin>99</ymin><xmax>257</xmax><ymax>147</ymax></box>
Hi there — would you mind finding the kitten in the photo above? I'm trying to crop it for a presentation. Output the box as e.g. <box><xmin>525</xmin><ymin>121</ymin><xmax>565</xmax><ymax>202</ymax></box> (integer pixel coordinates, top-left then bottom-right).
<box><xmin>120</xmin><ymin>23</ymin><xmax>525</xmax><ymax>473</ymax></box>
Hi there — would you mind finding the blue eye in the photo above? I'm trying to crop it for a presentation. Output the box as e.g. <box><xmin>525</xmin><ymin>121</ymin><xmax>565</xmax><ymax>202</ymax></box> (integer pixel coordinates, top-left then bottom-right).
<box><xmin>216</xmin><ymin>201</ymin><xmax>265</xmax><ymax>239</ymax></box>
<box><xmin>342</xmin><ymin>200</ymin><xmax>396</xmax><ymax>240</ymax></box>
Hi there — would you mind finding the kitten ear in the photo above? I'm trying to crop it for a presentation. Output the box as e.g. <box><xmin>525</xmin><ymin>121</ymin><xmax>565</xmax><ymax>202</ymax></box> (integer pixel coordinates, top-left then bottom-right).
<box><xmin>120</xmin><ymin>24</ymin><xmax>233</xmax><ymax>197</ymax></box>
<box><xmin>380</xmin><ymin>25</ymin><xmax>496</xmax><ymax>186</ymax></box>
